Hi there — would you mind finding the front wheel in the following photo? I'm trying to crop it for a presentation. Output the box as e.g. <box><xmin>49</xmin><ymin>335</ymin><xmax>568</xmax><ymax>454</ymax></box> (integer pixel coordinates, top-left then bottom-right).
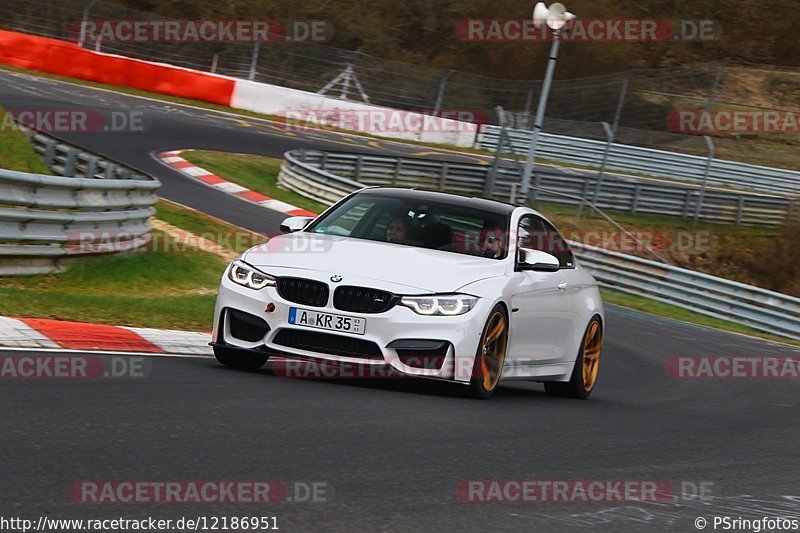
<box><xmin>545</xmin><ymin>316</ymin><xmax>603</xmax><ymax>399</ymax></box>
<box><xmin>214</xmin><ymin>346</ymin><xmax>269</xmax><ymax>371</ymax></box>
<box><xmin>467</xmin><ymin>305</ymin><xmax>509</xmax><ymax>399</ymax></box>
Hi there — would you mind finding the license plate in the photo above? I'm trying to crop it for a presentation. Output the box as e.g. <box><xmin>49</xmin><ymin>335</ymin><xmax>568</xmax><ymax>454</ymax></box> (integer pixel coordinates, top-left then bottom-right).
<box><xmin>288</xmin><ymin>307</ymin><xmax>366</xmax><ymax>335</ymax></box>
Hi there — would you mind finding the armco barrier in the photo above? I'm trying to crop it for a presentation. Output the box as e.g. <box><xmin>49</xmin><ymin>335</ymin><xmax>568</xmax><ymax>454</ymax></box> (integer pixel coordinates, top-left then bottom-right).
<box><xmin>477</xmin><ymin>126</ymin><xmax>800</xmax><ymax>198</ymax></box>
<box><xmin>277</xmin><ymin>149</ymin><xmax>800</xmax><ymax>341</ymax></box>
<box><xmin>279</xmin><ymin>150</ymin><xmax>793</xmax><ymax>226</ymax></box>
<box><xmin>0</xmin><ymin>131</ymin><xmax>160</xmax><ymax>275</ymax></box>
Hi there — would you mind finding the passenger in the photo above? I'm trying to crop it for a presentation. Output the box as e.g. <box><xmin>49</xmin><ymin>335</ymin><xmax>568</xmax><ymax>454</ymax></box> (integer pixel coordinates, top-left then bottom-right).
<box><xmin>385</xmin><ymin>217</ymin><xmax>409</xmax><ymax>242</ymax></box>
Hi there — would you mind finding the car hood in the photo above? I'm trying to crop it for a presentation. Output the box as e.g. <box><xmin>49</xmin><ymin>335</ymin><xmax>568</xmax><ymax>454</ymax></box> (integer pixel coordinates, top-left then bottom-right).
<box><xmin>242</xmin><ymin>233</ymin><xmax>507</xmax><ymax>293</ymax></box>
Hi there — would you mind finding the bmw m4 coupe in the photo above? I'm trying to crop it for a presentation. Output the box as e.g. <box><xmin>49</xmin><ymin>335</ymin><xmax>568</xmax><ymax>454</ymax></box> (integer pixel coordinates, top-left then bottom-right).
<box><xmin>212</xmin><ymin>188</ymin><xmax>604</xmax><ymax>399</ymax></box>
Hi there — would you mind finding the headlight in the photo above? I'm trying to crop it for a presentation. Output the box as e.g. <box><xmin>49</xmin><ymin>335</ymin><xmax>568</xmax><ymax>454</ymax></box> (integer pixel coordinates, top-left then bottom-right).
<box><xmin>228</xmin><ymin>261</ymin><xmax>276</xmax><ymax>290</ymax></box>
<box><xmin>400</xmin><ymin>294</ymin><xmax>478</xmax><ymax>316</ymax></box>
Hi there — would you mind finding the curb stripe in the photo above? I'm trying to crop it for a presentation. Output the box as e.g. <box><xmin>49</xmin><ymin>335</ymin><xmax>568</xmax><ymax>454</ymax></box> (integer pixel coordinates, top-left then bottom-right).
<box><xmin>157</xmin><ymin>150</ymin><xmax>318</xmax><ymax>217</ymax></box>
<box><xmin>0</xmin><ymin>317</ymin><xmax>60</xmax><ymax>349</ymax></box>
<box><xmin>19</xmin><ymin>318</ymin><xmax>164</xmax><ymax>353</ymax></box>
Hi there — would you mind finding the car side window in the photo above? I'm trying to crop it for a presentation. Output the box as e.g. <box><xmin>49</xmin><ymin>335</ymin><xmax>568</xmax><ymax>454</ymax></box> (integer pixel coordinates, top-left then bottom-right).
<box><xmin>517</xmin><ymin>215</ymin><xmax>575</xmax><ymax>269</ymax></box>
<box><xmin>517</xmin><ymin>216</ymin><xmax>546</xmax><ymax>263</ymax></box>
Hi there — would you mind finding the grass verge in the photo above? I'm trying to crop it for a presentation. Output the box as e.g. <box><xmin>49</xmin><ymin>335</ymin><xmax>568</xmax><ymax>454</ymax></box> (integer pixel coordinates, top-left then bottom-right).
<box><xmin>0</xmin><ymin>105</ymin><xmax>53</xmax><ymax>174</ymax></box>
<box><xmin>180</xmin><ymin>150</ymin><xmax>327</xmax><ymax>214</ymax></box>
<box><xmin>155</xmin><ymin>198</ymin><xmax>266</xmax><ymax>253</ymax></box>
<box><xmin>0</xmin><ymin>230</ymin><xmax>227</xmax><ymax>331</ymax></box>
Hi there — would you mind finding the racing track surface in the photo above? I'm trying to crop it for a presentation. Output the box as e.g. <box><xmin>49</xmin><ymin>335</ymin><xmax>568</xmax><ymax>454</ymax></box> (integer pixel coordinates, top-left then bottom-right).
<box><xmin>1</xmin><ymin>70</ymin><xmax>799</xmax><ymax>532</ymax></box>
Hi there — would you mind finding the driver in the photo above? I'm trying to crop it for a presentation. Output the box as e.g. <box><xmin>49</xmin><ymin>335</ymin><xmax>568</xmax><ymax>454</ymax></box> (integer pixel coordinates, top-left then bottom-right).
<box><xmin>481</xmin><ymin>227</ymin><xmax>505</xmax><ymax>258</ymax></box>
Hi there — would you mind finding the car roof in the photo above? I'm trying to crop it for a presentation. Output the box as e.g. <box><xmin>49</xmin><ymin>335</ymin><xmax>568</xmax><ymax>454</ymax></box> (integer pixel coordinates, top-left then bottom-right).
<box><xmin>356</xmin><ymin>187</ymin><xmax>516</xmax><ymax>216</ymax></box>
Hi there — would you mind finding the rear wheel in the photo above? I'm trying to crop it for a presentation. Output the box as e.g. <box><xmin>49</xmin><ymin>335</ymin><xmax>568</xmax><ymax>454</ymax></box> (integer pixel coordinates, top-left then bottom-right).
<box><xmin>467</xmin><ymin>305</ymin><xmax>508</xmax><ymax>399</ymax></box>
<box><xmin>214</xmin><ymin>346</ymin><xmax>269</xmax><ymax>371</ymax></box>
<box><xmin>545</xmin><ymin>317</ymin><xmax>602</xmax><ymax>399</ymax></box>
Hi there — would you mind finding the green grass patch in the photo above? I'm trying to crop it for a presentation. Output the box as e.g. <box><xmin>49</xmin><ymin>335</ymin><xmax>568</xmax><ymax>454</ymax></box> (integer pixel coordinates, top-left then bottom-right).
<box><xmin>0</xmin><ymin>105</ymin><xmax>53</xmax><ymax>174</ymax></box>
<box><xmin>155</xmin><ymin>199</ymin><xmax>265</xmax><ymax>253</ymax></box>
<box><xmin>0</xmin><ymin>231</ymin><xmax>227</xmax><ymax>330</ymax></box>
<box><xmin>181</xmin><ymin>150</ymin><xmax>327</xmax><ymax>214</ymax></box>
<box><xmin>601</xmin><ymin>290</ymin><xmax>799</xmax><ymax>347</ymax></box>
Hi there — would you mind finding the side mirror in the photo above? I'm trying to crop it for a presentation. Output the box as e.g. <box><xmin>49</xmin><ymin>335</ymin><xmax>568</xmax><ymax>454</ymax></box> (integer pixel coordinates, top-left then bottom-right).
<box><xmin>518</xmin><ymin>248</ymin><xmax>560</xmax><ymax>272</ymax></box>
<box><xmin>280</xmin><ymin>216</ymin><xmax>314</xmax><ymax>233</ymax></box>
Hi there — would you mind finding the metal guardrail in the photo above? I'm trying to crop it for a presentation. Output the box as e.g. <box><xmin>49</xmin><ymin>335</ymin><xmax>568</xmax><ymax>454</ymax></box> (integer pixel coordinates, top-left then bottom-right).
<box><xmin>278</xmin><ymin>149</ymin><xmax>800</xmax><ymax>341</ymax></box>
<box><xmin>477</xmin><ymin>126</ymin><xmax>800</xmax><ymax>198</ymax></box>
<box><xmin>0</xmin><ymin>132</ymin><xmax>161</xmax><ymax>275</ymax></box>
<box><xmin>280</xmin><ymin>150</ymin><xmax>793</xmax><ymax>226</ymax></box>
<box><xmin>572</xmin><ymin>242</ymin><xmax>800</xmax><ymax>341</ymax></box>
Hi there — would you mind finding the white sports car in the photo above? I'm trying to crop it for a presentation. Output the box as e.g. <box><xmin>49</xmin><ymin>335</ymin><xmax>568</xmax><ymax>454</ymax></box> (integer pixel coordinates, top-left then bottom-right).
<box><xmin>211</xmin><ymin>188</ymin><xmax>604</xmax><ymax>399</ymax></box>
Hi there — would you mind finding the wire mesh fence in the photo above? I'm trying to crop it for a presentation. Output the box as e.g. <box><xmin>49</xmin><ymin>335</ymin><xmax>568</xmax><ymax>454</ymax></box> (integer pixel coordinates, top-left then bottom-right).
<box><xmin>1</xmin><ymin>0</ymin><xmax>797</xmax><ymax>169</ymax></box>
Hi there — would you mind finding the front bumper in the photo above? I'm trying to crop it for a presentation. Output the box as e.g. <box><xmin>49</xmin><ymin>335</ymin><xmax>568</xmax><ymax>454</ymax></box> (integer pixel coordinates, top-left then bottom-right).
<box><xmin>211</xmin><ymin>271</ymin><xmax>490</xmax><ymax>382</ymax></box>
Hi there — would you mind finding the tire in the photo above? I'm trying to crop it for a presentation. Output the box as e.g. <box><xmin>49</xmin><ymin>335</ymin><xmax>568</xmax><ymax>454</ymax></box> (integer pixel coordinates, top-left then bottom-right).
<box><xmin>545</xmin><ymin>316</ymin><xmax>603</xmax><ymax>399</ymax></box>
<box><xmin>467</xmin><ymin>304</ymin><xmax>509</xmax><ymax>399</ymax></box>
<box><xmin>214</xmin><ymin>346</ymin><xmax>269</xmax><ymax>371</ymax></box>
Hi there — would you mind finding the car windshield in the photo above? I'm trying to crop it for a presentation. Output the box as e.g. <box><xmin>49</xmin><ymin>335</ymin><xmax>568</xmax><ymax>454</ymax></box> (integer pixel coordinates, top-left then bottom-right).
<box><xmin>306</xmin><ymin>193</ymin><xmax>510</xmax><ymax>259</ymax></box>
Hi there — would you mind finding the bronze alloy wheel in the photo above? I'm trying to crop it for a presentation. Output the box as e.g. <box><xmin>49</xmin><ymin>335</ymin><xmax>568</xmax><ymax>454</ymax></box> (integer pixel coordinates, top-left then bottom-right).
<box><xmin>581</xmin><ymin>319</ymin><xmax>602</xmax><ymax>392</ymax></box>
<box><xmin>544</xmin><ymin>316</ymin><xmax>603</xmax><ymax>399</ymax></box>
<box><xmin>469</xmin><ymin>305</ymin><xmax>508</xmax><ymax>398</ymax></box>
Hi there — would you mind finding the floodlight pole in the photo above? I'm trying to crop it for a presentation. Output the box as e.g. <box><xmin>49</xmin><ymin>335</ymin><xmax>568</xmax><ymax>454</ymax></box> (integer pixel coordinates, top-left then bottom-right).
<box><xmin>519</xmin><ymin>28</ymin><xmax>561</xmax><ymax>205</ymax></box>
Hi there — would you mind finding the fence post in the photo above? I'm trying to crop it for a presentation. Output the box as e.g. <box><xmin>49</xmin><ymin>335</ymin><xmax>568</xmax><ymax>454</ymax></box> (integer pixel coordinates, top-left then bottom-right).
<box><xmin>432</xmin><ymin>70</ymin><xmax>454</xmax><ymax>117</ymax></box>
<box><xmin>522</xmin><ymin>83</ymin><xmax>537</xmax><ymax>130</ymax></box>
<box><xmin>578</xmin><ymin>121</ymin><xmax>615</xmax><ymax>222</ymax></box>
<box><xmin>77</xmin><ymin>0</ymin><xmax>98</xmax><ymax>48</ymax></box>
<box><xmin>612</xmin><ymin>72</ymin><xmax>630</xmax><ymax>134</ymax></box>
<box><xmin>704</xmin><ymin>61</ymin><xmax>726</xmax><ymax>112</ymax></box>
<box><xmin>692</xmin><ymin>135</ymin><xmax>716</xmax><ymax>231</ymax></box>
<box><xmin>248</xmin><ymin>42</ymin><xmax>261</xmax><ymax>81</ymax></box>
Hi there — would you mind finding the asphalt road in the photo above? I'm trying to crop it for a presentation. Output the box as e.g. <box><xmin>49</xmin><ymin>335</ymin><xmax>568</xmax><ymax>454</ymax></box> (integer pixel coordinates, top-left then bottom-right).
<box><xmin>0</xmin><ymin>70</ymin><xmax>798</xmax><ymax>532</ymax></box>
<box><xmin>0</xmin><ymin>70</ymin><xmax>492</xmax><ymax>235</ymax></box>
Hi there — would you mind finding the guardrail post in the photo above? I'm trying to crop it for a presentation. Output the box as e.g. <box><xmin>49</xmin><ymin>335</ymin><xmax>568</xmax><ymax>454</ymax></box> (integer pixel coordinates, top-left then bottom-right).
<box><xmin>631</xmin><ymin>184</ymin><xmax>641</xmax><ymax>214</ymax></box>
<box><xmin>439</xmin><ymin>162</ymin><xmax>449</xmax><ymax>191</ymax></box>
<box><xmin>682</xmin><ymin>191</ymin><xmax>693</xmax><ymax>219</ymax></box>
<box><xmin>736</xmin><ymin>196</ymin><xmax>745</xmax><ymax>225</ymax></box>
<box><xmin>393</xmin><ymin>159</ymin><xmax>403</xmax><ymax>185</ymax></box>
<box><xmin>319</xmin><ymin>152</ymin><xmax>328</xmax><ymax>171</ymax></box>
<box><xmin>42</xmin><ymin>140</ymin><xmax>57</xmax><ymax>167</ymax></box>
<box><xmin>63</xmin><ymin>148</ymin><xmax>79</xmax><ymax>177</ymax></box>
<box><xmin>354</xmin><ymin>155</ymin><xmax>363</xmax><ymax>181</ymax></box>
